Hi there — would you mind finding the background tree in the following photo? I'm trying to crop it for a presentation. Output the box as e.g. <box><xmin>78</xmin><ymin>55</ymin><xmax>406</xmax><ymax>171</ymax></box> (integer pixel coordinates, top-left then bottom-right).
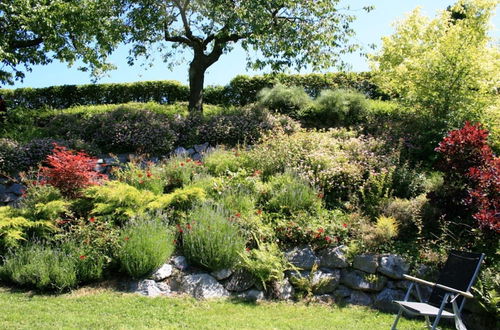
<box><xmin>125</xmin><ymin>0</ymin><xmax>372</xmax><ymax>113</ymax></box>
<box><xmin>0</xmin><ymin>0</ymin><xmax>125</xmax><ymax>85</ymax></box>
<box><xmin>370</xmin><ymin>0</ymin><xmax>499</xmax><ymax>131</ymax></box>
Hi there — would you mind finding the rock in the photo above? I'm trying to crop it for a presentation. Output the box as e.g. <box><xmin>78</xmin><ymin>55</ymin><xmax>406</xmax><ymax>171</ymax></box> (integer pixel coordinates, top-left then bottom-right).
<box><xmin>236</xmin><ymin>289</ymin><xmax>265</xmax><ymax>302</ymax></box>
<box><xmin>347</xmin><ymin>291</ymin><xmax>373</xmax><ymax>306</ymax></box>
<box><xmin>211</xmin><ymin>269</ymin><xmax>233</xmax><ymax>281</ymax></box>
<box><xmin>340</xmin><ymin>270</ymin><xmax>387</xmax><ymax>292</ymax></box>
<box><xmin>318</xmin><ymin>246</ymin><xmax>349</xmax><ymax>269</ymax></box>
<box><xmin>374</xmin><ymin>288</ymin><xmax>406</xmax><ymax>313</ymax></box>
<box><xmin>194</xmin><ymin>142</ymin><xmax>209</xmax><ymax>153</ymax></box>
<box><xmin>313</xmin><ymin>294</ymin><xmax>335</xmax><ymax>304</ymax></box>
<box><xmin>117</xmin><ymin>153</ymin><xmax>131</xmax><ymax>163</ymax></box>
<box><xmin>286</xmin><ymin>270</ymin><xmax>309</xmax><ymax>283</ymax></box>
<box><xmin>333</xmin><ymin>285</ymin><xmax>352</xmax><ymax>299</ymax></box>
<box><xmin>151</xmin><ymin>264</ymin><xmax>173</xmax><ymax>281</ymax></box>
<box><xmin>0</xmin><ymin>184</ymin><xmax>6</xmax><ymax>194</ymax></box>
<box><xmin>352</xmin><ymin>254</ymin><xmax>379</xmax><ymax>274</ymax></box>
<box><xmin>224</xmin><ymin>269</ymin><xmax>256</xmax><ymax>292</ymax></box>
<box><xmin>186</xmin><ymin>148</ymin><xmax>195</xmax><ymax>155</ymax></box>
<box><xmin>191</xmin><ymin>153</ymin><xmax>202</xmax><ymax>161</ymax></box>
<box><xmin>7</xmin><ymin>183</ymin><xmax>25</xmax><ymax>195</ymax></box>
<box><xmin>205</xmin><ymin>147</ymin><xmax>216</xmax><ymax>154</ymax></box>
<box><xmin>131</xmin><ymin>280</ymin><xmax>163</xmax><ymax>297</ymax></box>
<box><xmin>276</xmin><ymin>278</ymin><xmax>294</xmax><ymax>300</ymax></box>
<box><xmin>172</xmin><ymin>256</ymin><xmax>189</xmax><ymax>271</ymax></box>
<box><xmin>312</xmin><ymin>268</ymin><xmax>341</xmax><ymax>295</ymax></box>
<box><xmin>285</xmin><ymin>246</ymin><xmax>320</xmax><ymax>270</ymax></box>
<box><xmin>182</xmin><ymin>274</ymin><xmax>229</xmax><ymax>299</ymax></box>
<box><xmin>378</xmin><ymin>255</ymin><xmax>410</xmax><ymax>279</ymax></box>
<box><xmin>156</xmin><ymin>282</ymin><xmax>171</xmax><ymax>294</ymax></box>
<box><xmin>0</xmin><ymin>193</ymin><xmax>18</xmax><ymax>203</ymax></box>
<box><xmin>174</xmin><ymin>147</ymin><xmax>188</xmax><ymax>156</ymax></box>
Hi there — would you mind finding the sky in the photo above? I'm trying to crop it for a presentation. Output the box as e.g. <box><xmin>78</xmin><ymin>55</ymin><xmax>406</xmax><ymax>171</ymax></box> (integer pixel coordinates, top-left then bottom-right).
<box><xmin>7</xmin><ymin>0</ymin><xmax>500</xmax><ymax>89</ymax></box>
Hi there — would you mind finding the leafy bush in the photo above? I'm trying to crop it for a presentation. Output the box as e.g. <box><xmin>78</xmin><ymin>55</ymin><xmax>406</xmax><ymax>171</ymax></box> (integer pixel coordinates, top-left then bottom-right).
<box><xmin>381</xmin><ymin>195</ymin><xmax>427</xmax><ymax>240</ymax></box>
<box><xmin>148</xmin><ymin>186</ymin><xmax>206</xmax><ymax>211</ymax></box>
<box><xmin>262</xmin><ymin>172</ymin><xmax>322</xmax><ymax>216</ymax></box>
<box><xmin>182</xmin><ymin>203</ymin><xmax>246</xmax><ymax>271</ymax></box>
<box><xmin>113</xmin><ymin>159</ymin><xmax>166</xmax><ymax>195</ymax></box>
<box><xmin>116</xmin><ymin>217</ymin><xmax>175</xmax><ymax>279</ymax></box>
<box><xmin>240</xmin><ymin>242</ymin><xmax>289</xmax><ymax>290</ymax></box>
<box><xmin>257</xmin><ymin>84</ymin><xmax>312</xmax><ymax>117</ymax></box>
<box><xmin>0</xmin><ymin>244</ymin><xmax>78</xmax><ymax>291</ymax></box>
<box><xmin>0</xmin><ymin>138</ymin><xmax>24</xmax><ymax>174</ymax></box>
<box><xmin>358</xmin><ymin>168</ymin><xmax>394</xmax><ymax>220</ymax></box>
<box><xmin>203</xmin><ymin>148</ymin><xmax>242</xmax><ymax>176</ymax></box>
<box><xmin>161</xmin><ymin>156</ymin><xmax>206</xmax><ymax>191</ymax></box>
<box><xmin>39</xmin><ymin>144</ymin><xmax>106</xmax><ymax>198</ymax></box>
<box><xmin>360</xmin><ymin>215</ymin><xmax>399</xmax><ymax>252</ymax></box>
<box><xmin>308</xmin><ymin>89</ymin><xmax>369</xmax><ymax>127</ymax></box>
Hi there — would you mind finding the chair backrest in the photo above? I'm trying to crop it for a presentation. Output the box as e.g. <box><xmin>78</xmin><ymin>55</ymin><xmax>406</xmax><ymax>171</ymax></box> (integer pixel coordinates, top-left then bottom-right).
<box><xmin>427</xmin><ymin>250</ymin><xmax>484</xmax><ymax>311</ymax></box>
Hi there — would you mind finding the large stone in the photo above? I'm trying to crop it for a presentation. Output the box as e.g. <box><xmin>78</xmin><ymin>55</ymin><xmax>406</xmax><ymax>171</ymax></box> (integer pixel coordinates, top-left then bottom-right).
<box><xmin>347</xmin><ymin>291</ymin><xmax>373</xmax><ymax>306</ymax></box>
<box><xmin>131</xmin><ymin>279</ymin><xmax>164</xmax><ymax>297</ymax></box>
<box><xmin>172</xmin><ymin>256</ymin><xmax>189</xmax><ymax>271</ymax></box>
<box><xmin>224</xmin><ymin>269</ymin><xmax>256</xmax><ymax>292</ymax></box>
<box><xmin>312</xmin><ymin>268</ymin><xmax>341</xmax><ymax>295</ymax></box>
<box><xmin>378</xmin><ymin>255</ymin><xmax>410</xmax><ymax>279</ymax></box>
<box><xmin>186</xmin><ymin>148</ymin><xmax>196</xmax><ymax>156</ymax></box>
<box><xmin>236</xmin><ymin>289</ymin><xmax>265</xmax><ymax>302</ymax></box>
<box><xmin>182</xmin><ymin>274</ymin><xmax>229</xmax><ymax>299</ymax></box>
<box><xmin>333</xmin><ymin>285</ymin><xmax>352</xmax><ymax>300</ymax></box>
<box><xmin>285</xmin><ymin>246</ymin><xmax>320</xmax><ymax>270</ymax></box>
<box><xmin>211</xmin><ymin>269</ymin><xmax>233</xmax><ymax>281</ymax></box>
<box><xmin>318</xmin><ymin>246</ymin><xmax>349</xmax><ymax>269</ymax></box>
<box><xmin>0</xmin><ymin>184</ymin><xmax>7</xmax><ymax>194</ymax></box>
<box><xmin>276</xmin><ymin>278</ymin><xmax>294</xmax><ymax>300</ymax></box>
<box><xmin>194</xmin><ymin>142</ymin><xmax>209</xmax><ymax>154</ymax></box>
<box><xmin>151</xmin><ymin>264</ymin><xmax>173</xmax><ymax>281</ymax></box>
<box><xmin>352</xmin><ymin>254</ymin><xmax>379</xmax><ymax>274</ymax></box>
<box><xmin>0</xmin><ymin>193</ymin><xmax>18</xmax><ymax>203</ymax></box>
<box><xmin>374</xmin><ymin>288</ymin><xmax>406</xmax><ymax>313</ymax></box>
<box><xmin>174</xmin><ymin>147</ymin><xmax>188</xmax><ymax>156</ymax></box>
<box><xmin>340</xmin><ymin>270</ymin><xmax>387</xmax><ymax>292</ymax></box>
<box><xmin>8</xmin><ymin>183</ymin><xmax>25</xmax><ymax>195</ymax></box>
<box><xmin>191</xmin><ymin>153</ymin><xmax>202</xmax><ymax>161</ymax></box>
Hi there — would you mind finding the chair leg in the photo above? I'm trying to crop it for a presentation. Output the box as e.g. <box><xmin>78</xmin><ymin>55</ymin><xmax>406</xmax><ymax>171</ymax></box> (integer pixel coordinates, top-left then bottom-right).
<box><xmin>452</xmin><ymin>300</ymin><xmax>467</xmax><ymax>330</ymax></box>
<box><xmin>431</xmin><ymin>293</ymin><xmax>450</xmax><ymax>330</ymax></box>
<box><xmin>391</xmin><ymin>307</ymin><xmax>403</xmax><ymax>330</ymax></box>
<box><xmin>425</xmin><ymin>316</ymin><xmax>431</xmax><ymax>329</ymax></box>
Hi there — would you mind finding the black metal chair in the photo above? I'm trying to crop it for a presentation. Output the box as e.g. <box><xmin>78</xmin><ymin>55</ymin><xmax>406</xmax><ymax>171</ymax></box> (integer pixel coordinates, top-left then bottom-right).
<box><xmin>391</xmin><ymin>250</ymin><xmax>485</xmax><ymax>330</ymax></box>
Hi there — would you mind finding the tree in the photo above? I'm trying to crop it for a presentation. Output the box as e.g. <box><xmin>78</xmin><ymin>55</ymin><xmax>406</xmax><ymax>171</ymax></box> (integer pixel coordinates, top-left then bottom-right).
<box><xmin>125</xmin><ymin>0</ymin><xmax>371</xmax><ymax>113</ymax></box>
<box><xmin>370</xmin><ymin>0</ymin><xmax>499</xmax><ymax>130</ymax></box>
<box><xmin>0</xmin><ymin>0</ymin><xmax>125</xmax><ymax>85</ymax></box>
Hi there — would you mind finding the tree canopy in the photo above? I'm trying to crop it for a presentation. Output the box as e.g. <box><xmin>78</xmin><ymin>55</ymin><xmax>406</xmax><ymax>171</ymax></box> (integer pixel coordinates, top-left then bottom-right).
<box><xmin>370</xmin><ymin>0</ymin><xmax>499</xmax><ymax>129</ymax></box>
<box><xmin>0</xmin><ymin>0</ymin><xmax>124</xmax><ymax>85</ymax></box>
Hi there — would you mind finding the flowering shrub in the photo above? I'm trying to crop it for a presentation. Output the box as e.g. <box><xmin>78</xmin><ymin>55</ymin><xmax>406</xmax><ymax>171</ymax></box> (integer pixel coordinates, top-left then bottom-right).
<box><xmin>434</xmin><ymin>122</ymin><xmax>499</xmax><ymax>233</ymax></box>
<box><xmin>39</xmin><ymin>144</ymin><xmax>106</xmax><ymax>198</ymax></box>
<box><xmin>0</xmin><ymin>138</ymin><xmax>24</xmax><ymax>174</ymax></box>
<box><xmin>113</xmin><ymin>159</ymin><xmax>166</xmax><ymax>195</ymax></box>
<box><xmin>161</xmin><ymin>155</ymin><xmax>206</xmax><ymax>191</ymax></box>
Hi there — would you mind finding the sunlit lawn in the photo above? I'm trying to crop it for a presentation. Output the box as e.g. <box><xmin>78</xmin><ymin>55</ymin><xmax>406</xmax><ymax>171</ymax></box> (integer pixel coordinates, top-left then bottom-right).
<box><xmin>0</xmin><ymin>285</ymin><xmax>438</xmax><ymax>329</ymax></box>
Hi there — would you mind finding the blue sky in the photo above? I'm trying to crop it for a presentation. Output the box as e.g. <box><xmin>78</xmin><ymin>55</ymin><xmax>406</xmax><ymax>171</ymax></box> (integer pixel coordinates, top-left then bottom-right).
<box><xmin>9</xmin><ymin>0</ymin><xmax>499</xmax><ymax>89</ymax></box>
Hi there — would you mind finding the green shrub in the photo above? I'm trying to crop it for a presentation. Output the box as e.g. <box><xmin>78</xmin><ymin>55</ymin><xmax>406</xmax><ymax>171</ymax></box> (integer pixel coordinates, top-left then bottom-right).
<box><xmin>203</xmin><ymin>148</ymin><xmax>243</xmax><ymax>176</ymax></box>
<box><xmin>358</xmin><ymin>168</ymin><xmax>394</xmax><ymax>220</ymax></box>
<box><xmin>182</xmin><ymin>203</ymin><xmax>246</xmax><ymax>271</ymax></box>
<box><xmin>116</xmin><ymin>217</ymin><xmax>175</xmax><ymax>279</ymax></box>
<box><xmin>381</xmin><ymin>195</ymin><xmax>427</xmax><ymax>240</ymax></box>
<box><xmin>148</xmin><ymin>186</ymin><xmax>206</xmax><ymax>211</ymax></box>
<box><xmin>161</xmin><ymin>155</ymin><xmax>206</xmax><ymax>191</ymax></box>
<box><xmin>0</xmin><ymin>244</ymin><xmax>78</xmax><ymax>291</ymax></box>
<box><xmin>308</xmin><ymin>89</ymin><xmax>369</xmax><ymax>127</ymax></box>
<box><xmin>113</xmin><ymin>159</ymin><xmax>166</xmax><ymax>195</ymax></box>
<box><xmin>262</xmin><ymin>172</ymin><xmax>322</xmax><ymax>216</ymax></box>
<box><xmin>257</xmin><ymin>84</ymin><xmax>312</xmax><ymax>117</ymax></box>
<box><xmin>240</xmin><ymin>242</ymin><xmax>289</xmax><ymax>290</ymax></box>
<box><xmin>0</xmin><ymin>138</ymin><xmax>24</xmax><ymax>174</ymax></box>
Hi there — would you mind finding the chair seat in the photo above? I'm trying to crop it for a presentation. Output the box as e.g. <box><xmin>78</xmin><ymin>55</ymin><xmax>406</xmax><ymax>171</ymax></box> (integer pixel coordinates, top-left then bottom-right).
<box><xmin>394</xmin><ymin>301</ymin><xmax>455</xmax><ymax>318</ymax></box>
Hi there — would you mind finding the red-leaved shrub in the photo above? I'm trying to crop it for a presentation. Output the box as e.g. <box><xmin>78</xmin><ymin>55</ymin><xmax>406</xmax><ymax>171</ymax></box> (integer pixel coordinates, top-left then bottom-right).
<box><xmin>435</xmin><ymin>122</ymin><xmax>499</xmax><ymax>233</ymax></box>
<box><xmin>39</xmin><ymin>144</ymin><xmax>106</xmax><ymax>197</ymax></box>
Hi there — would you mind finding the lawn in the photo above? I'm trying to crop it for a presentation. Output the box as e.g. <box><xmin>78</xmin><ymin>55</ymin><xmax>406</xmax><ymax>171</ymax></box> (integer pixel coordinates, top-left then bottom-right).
<box><xmin>0</xmin><ymin>286</ymin><xmax>430</xmax><ymax>330</ymax></box>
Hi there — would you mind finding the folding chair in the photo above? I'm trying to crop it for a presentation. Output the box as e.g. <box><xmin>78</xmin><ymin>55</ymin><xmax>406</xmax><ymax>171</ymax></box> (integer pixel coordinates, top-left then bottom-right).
<box><xmin>391</xmin><ymin>250</ymin><xmax>484</xmax><ymax>330</ymax></box>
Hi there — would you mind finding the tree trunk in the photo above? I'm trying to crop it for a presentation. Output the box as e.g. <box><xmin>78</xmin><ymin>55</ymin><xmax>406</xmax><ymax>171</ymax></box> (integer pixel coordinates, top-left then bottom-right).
<box><xmin>188</xmin><ymin>57</ymin><xmax>207</xmax><ymax>114</ymax></box>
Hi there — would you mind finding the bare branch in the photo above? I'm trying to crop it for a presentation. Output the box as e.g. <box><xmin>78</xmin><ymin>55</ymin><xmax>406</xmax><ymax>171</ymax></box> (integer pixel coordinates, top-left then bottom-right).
<box><xmin>8</xmin><ymin>37</ymin><xmax>43</xmax><ymax>50</ymax></box>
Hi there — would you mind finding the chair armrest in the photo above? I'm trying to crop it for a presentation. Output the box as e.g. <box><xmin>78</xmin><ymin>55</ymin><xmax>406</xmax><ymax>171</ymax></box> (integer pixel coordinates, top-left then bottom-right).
<box><xmin>402</xmin><ymin>274</ymin><xmax>473</xmax><ymax>299</ymax></box>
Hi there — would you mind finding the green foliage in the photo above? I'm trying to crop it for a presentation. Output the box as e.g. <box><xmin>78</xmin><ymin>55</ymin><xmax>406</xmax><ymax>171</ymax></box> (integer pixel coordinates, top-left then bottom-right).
<box><xmin>239</xmin><ymin>241</ymin><xmax>289</xmax><ymax>290</ymax></box>
<box><xmin>381</xmin><ymin>195</ymin><xmax>427</xmax><ymax>241</ymax></box>
<box><xmin>262</xmin><ymin>172</ymin><xmax>322</xmax><ymax>216</ymax></box>
<box><xmin>182</xmin><ymin>203</ymin><xmax>246</xmax><ymax>271</ymax></box>
<box><xmin>308</xmin><ymin>89</ymin><xmax>369</xmax><ymax>127</ymax></box>
<box><xmin>370</xmin><ymin>0</ymin><xmax>499</xmax><ymax>129</ymax></box>
<box><xmin>203</xmin><ymin>148</ymin><xmax>243</xmax><ymax>176</ymax></box>
<box><xmin>113</xmin><ymin>159</ymin><xmax>166</xmax><ymax>195</ymax></box>
<box><xmin>359</xmin><ymin>215</ymin><xmax>399</xmax><ymax>252</ymax></box>
<box><xmin>289</xmin><ymin>264</ymin><xmax>329</xmax><ymax>299</ymax></box>
<box><xmin>85</xmin><ymin>181</ymin><xmax>156</xmax><ymax>223</ymax></box>
<box><xmin>115</xmin><ymin>217</ymin><xmax>175</xmax><ymax>279</ymax></box>
<box><xmin>161</xmin><ymin>156</ymin><xmax>207</xmax><ymax>191</ymax></box>
<box><xmin>147</xmin><ymin>187</ymin><xmax>206</xmax><ymax>211</ymax></box>
<box><xmin>358</xmin><ymin>168</ymin><xmax>394</xmax><ymax>219</ymax></box>
<box><xmin>472</xmin><ymin>266</ymin><xmax>500</xmax><ymax>317</ymax></box>
<box><xmin>0</xmin><ymin>244</ymin><xmax>78</xmax><ymax>291</ymax></box>
<box><xmin>257</xmin><ymin>84</ymin><xmax>312</xmax><ymax>117</ymax></box>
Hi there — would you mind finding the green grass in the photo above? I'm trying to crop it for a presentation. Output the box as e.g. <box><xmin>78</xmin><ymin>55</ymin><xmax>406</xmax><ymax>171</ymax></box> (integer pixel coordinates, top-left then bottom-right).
<box><xmin>0</xmin><ymin>286</ymin><xmax>431</xmax><ymax>329</ymax></box>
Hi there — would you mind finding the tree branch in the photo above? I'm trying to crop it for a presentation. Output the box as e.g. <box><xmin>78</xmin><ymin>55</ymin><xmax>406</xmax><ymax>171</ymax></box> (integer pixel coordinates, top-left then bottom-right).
<box><xmin>8</xmin><ymin>37</ymin><xmax>43</xmax><ymax>50</ymax></box>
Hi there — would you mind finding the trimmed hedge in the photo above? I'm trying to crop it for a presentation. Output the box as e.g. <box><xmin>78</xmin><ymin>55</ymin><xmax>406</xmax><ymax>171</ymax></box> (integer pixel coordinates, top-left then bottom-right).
<box><xmin>0</xmin><ymin>72</ymin><xmax>386</xmax><ymax>110</ymax></box>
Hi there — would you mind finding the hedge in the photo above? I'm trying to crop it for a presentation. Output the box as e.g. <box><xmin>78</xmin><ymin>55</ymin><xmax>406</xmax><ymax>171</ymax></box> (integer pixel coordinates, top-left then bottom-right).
<box><xmin>0</xmin><ymin>72</ymin><xmax>386</xmax><ymax>109</ymax></box>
